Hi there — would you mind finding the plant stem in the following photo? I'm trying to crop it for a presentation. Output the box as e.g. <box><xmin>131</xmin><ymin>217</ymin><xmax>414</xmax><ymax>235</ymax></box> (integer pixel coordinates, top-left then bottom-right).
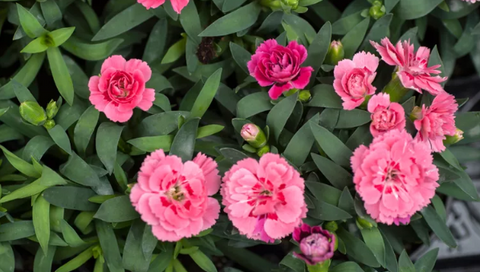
<box><xmin>382</xmin><ymin>73</ymin><xmax>409</xmax><ymax>102</ymax></box>
<box><xmin>216</xmin><ymin>240</ymin><xmax>277</xmax><ymax>272</ymax></box>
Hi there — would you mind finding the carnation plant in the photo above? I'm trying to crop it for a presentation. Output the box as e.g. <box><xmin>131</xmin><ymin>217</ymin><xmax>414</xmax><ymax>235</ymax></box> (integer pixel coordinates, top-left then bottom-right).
<box><xmin>1</xmin><ymin>0</ymin><xmax>480</xmax><ymax>272</ymax></box>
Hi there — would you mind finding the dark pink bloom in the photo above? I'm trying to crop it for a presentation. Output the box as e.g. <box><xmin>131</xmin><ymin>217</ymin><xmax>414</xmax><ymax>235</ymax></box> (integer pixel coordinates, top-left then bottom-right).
<box><xmin>351</xmin><ymin>130</ymin><xmax>439</xmax><ymax>225</ymax></box>
<box><xmin>221</xmin><ymin>153</ymin><xmax>307</xmax><ymax>243</ymax></box>
<box><xmin>414</xmin><ymin>92</ymin><xmax>458</xmax><ymax>152</ymax></box>
<box><xmin>292</xmin><ymin>224</ymin><xmax>335</xmax><ymax>265</ymax></box>
<box><xmin>368</xmin><ymin>93</ymin><xmax>406</xmax><ymax>137</ymax></box>
<box><xmin>137</xmin><ymin>0</ymin><xmax>188</xmax><ymax>14</ymax></box>
<box><xmin>88</xmin><ymin>55</ymin><xmax>155</xmax><ymax>123</ymax></box>
<box><xmin>371</xmin><ymin>38</ymin><xmax>447</xmax><ymax>96</ymax></box>
<box><xmin>247</xmin><ymin>39</ymin><xmax>313</xmax><ymax>100</ymax></box>
<box><xmin>333</xmin><ymin>52</ymin><xmax>379</xmax><ymax>110</ymax></box>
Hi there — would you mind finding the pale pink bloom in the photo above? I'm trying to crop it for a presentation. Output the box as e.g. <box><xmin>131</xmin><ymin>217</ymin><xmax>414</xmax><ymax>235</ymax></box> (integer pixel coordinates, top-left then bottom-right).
<box><xmin>414</xmin><ymin>92</ymin><xmax>458</xmax><ymax>152</ymax></box>
<box><xmin>333</xmin><ymin>52</ymin><xmax>379</xmax><ymax>110</ymax></box>
<box><xmin>351</xmin><ymin>130</ymin><xmax>439</xmax><ymax>225</ymax></box>
<box><xmin>371</xmin><ymin>38</ymin><xmax>447</xmax><ymax>96</ymax></box>
<box><xmin>130</xmin><ymin>150</ymin><xmax>221</xmax><ymax>242</ymax></box>
<box><xmin>368</xmin><ymin>93</ymin><xmax>406</xmax><ymax>137</ymax></box>
<box><xmin>88</xmin><ymin>55</ymin><xmax>155</xmax><ymax>123</ymax></box>
<box><xmin>137</xmin><ymin>0</ymin><xmax>188</xmax><ymax>14</ymax></box>
<box><xmin>292</xmin><ymin>224</ymin><xmax>335</xmax><ymax>265</ymax></box>
<box><xmin>221</xmin><ymin>153</ymin><xmax>307</xmax><ymax>243</ymax></box>
<box><xmin>247</xmin><ymin>40</ymin><xmax>313</xmax><ymax>100</ymax></box>
<box><xmin>462</xmin><ymin>0</ymin><xmax>478</xmax><ymax>3</ymax></box>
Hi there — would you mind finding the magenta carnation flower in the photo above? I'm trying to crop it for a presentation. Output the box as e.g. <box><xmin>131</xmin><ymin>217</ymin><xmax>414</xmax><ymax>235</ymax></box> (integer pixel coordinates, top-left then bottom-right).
<box><xmin>414</xmin><ymin>92</ymin><xmax>458</xmax><ymax>152</ymax></box>
<box><xmin>368</xmin><ymin>93</ymin><xmax>406</xmax><ymax>137</ymax></box>
<box><xmin>333</xmin><ymin>51</ymin><xmax>379</xmax><ymax>110</ymax></box>
<box><xmin>292</xmin><ymin>224</ymin><xmax>335</xmax><ymax>265</ymax></box>
<box><xmin>88</xmin><ymin>55</ymin><xmax>155</xmax><ymax>123</ymax></box>
<box><xmin>247</xmin><ymin>39</ymin><xmax>313</xmax><ymax>100</ymax></box>
<box><xmin>221</xmin><ymin>153</ymin><xmax>307</xmax><ymax>243</ymax></box>
<box><xmin>137</xmin><ymin>0</ymin><xmax>188</xmax><ymax>14</ymax></box>
<box><xmin>130</xmin><ymin>150</ymin><xmax>221</xmax><ymax>242</ymax></box>
<box><xmin>371</xmin><ymin>38</ymin><xmax>447</xmax><ymax>96</ymax></box>
<box><xmin>351</xmin><ymin>130</ymin><xmax>439</xmax><ymax>225</ymax></box>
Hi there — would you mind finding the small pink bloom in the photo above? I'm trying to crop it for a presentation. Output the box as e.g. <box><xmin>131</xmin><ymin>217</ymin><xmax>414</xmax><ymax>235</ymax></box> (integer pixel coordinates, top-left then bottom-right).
<box><xmin>414</xmin><ymin>92</ymin><xmax>458</xmax><ymax>152</ymax></box>
<box><xmin>462</xmin><ymin>0</ymin><xmax>478</xmax><ymax>3</ymax></box>
<box><xmin>130</xmin><ymin>150</ymin><xmax>221</xmax><ymax>242</ymax></box>
<box><xmin>247</xmin><ymin>40</ymin><xmax>313</xmax><ymax>100</ymax></box>
<box><xmin>221</xmin><ymin>153</ymin><xmax>307</xmax><ymax>243</ymax></box>
<box><xmin>137</xmin><ymin>0</ymin><xmax>188</xmax><ymax>14</ymax></box>
<box><xmin>367</xmin><ymin>93</ymin><xmax>406</xmax><ymax>137</ymax></box>
<box><xmin>241</xmin><ymin>123</ymin><xmax>260</xmax><ymax>141</ymax></box>
<box><xmin>292</xmin><ymin>224</ymin><xmax>335</xmax><ymax>265</ymax></box>
<box><xmin>371</xmin><ymin>38</ymin><xmax>447</xmax><ymax>96</ymax></box>
<box><xmin>88</xmin><ymin>55</ymin><xmax>155</xmax><ymax>123</ymax></box>
<box><xmin>351</xmin><ymin>130</ymin><xmax>439</xmax><ymax>225</ymax></box>
<box><xmin>333</xmin><ymin>52</ymin><xmax>379</xmax><ymax>110</ymax></box>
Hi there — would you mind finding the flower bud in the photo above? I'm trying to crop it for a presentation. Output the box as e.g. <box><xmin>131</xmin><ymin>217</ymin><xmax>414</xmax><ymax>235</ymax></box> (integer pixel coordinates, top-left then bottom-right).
<box><xmin>282</xmin><ymin>0</ymin><xmax>299</xmax><ymax>9</ymax></box>
<box><xmin>19</xmin><ymin>101</ymin><xmax>47</xmax><ymax>126</ymax></box>
<box><xmin>46</xmin><ymin>99</ymin><xmax>60</xmax><ymax>119</ymax></box>
<box><xmin>410</xmin><ymin>106</ymin><xmax>423</xmax><ymax>121</ymax></box>
<box><xmin>369</xmin><ymin>1</ymin><xmax>386</xmax><ymax>20</ymax></box>
<box><xmin>260</xmin><ymin>0</ymin><xmax>281</xmax><ymax>9</ymax></box>
<box><xmin>256</xmin><ymin>145</ymin><xmax>270</xmax><ymax>157</ymax></box>
<box><xmin>43</xmin><ymin>120</ymin><xmax>56</xmax><ymax>130</ymax></box>
<box><xmin>444</xmin><ymin>128</ymin><xmax>464</xmax><ymax>145</ymax></box>
<box><xmin>356</xmin><ymin>217</ymin><xmax>373</xmax><ymax>229</ymax></box>
<box><xmin>293</xmin><ymin>224</ymin><xmax>335</xmax><ymax>266</ymax></box>
<box><xmin>299</xmin><ymin>90</ymin><xmax>312</xmax><ymax>103</ymax></box>
<box><xmin>325</xmin><ymin>41</ymin><xmax>345</xmax><ymax>65</ymax></box>
<box><xmin>323</xmin><ymin>221</ymin><xmax>338</xmax><ymax>232</ymax></box>
<box><xmin>241</xmin><ymin>124</ymin><xmax>267</xmax><ymax>148</ymax></box>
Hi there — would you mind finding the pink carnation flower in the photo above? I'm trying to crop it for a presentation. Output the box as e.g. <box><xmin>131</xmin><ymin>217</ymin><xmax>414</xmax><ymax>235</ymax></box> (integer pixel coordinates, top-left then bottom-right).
<box><xmin>351</xmin><ymin>130</ymin><xmax>439</xmax><ymax>225</ymax></box>
<box><xmin>368</xmin><ymin>93</ymin><xmax>406</xmax><ymax>137</ymax></box>
<box><xmin>333</xmin><ymin>52</ymin><xmax>379</xmax><ymax>110</ymax></box>
<box><xmin>371</xmin><ymin>38</ymin><xmax>447</xmax><ymax>96</ymax></box>
<box><xmin>137</xmin><ymin>0</ymin><xmax>188</xmax><ymax>14</ymax></box>
<box><xmin>221</xmin><ymin>153</ymin><xmax>307</xmax><ymax>243</ymax></box>
<box><xmin>462</xmin><ymin>0</ymin><xmax>478</xmax><ymax>3</ymax></box>
<box><xmin>130</xmin><ymin>150</ymin><xmax>221</xmax><ymax>242</ymax></box>
<box><xmin>247</xmin><ymin>39</ymin><xmax>313</xmax><ymax>100</ymax></box>
<box><xmin>292</xmin><ymin>224</ymin><xmax>335</xmax><ymax>265</ymax></box>
<box><xmin>88</xmin><ymin>55</ymin><xmax>155</xmax><ymax>123</ymax></box>
<box><xmin>414</xmin><ymin>92</ymin><xmax>458</xmax><ymax>152</ymax></box>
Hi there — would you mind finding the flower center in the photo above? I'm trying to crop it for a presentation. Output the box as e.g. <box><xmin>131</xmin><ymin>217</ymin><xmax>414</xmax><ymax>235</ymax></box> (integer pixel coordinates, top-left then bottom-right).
<box><xmin>301</xmin><ymin>234</ymin><xmax>329</xmax><ymax>256</ymax></box>
<box><xmin>347</xmin><ymin>73</ymin><xmax>366</xmax><ymax>98</ymax></box>
<box><xmin>167</xmin><ymin>185</ymin><xmax>185</xmax><ymax>201</ymax></box>
<box><xmin>372</xmin><ymin>109</ymin><xmax>396</xmax><ymax>130</ymax></box>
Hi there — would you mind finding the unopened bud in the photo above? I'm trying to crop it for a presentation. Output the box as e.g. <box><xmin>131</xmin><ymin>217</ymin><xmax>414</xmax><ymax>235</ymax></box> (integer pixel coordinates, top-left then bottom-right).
<box><xmin>43</xmin><ymin>120</ymin><xmax>55</xmax><ymax>130</ymax></box>
<box><xmin>260</xmin><ymin>0</ymin><xmax>281</xmax><ymax>9</ymax></box>
<box><xmin>19</xmin><ymin>101</ymin><xmax>47</xmax><ymax>126</ymax></box>
<box><xmin>46</xmin><ymin>99</ymin><xmax>60</xmax><ymax>119</ymax></box>
<box><xmin>410</xmin><ymin>106</ymin><xmax>423</xmax><ymax>121</ymax></box>
<box><xmin>256</xmin><ymin>145</ymin><xmax>270</xmax><ymax>157</ymax></box>
<box><xmin>324</xmin><ymin>221</ymin><xmax>338</xmax><ymax>232</ymax></box>
<box><xmin>241</xmin><ymin>124</ymin><xmax>267</xmax><ymax>148</ymax></box>
<box><xmin>369</xmin><ymin>1</ymin><xmax>386</xmax><ymax>20</ymax></box>
<box><xmin>356</xmin><ymin>217</ymin><xmax>373</xmax><ymax>229</ymax></box>
<box><xmin>282</xmin><ymin>0</ymin><xmax>299</xmax><ymax>9</ymax></box>
<box><xmin>325</xmin><ymin>41</ymin><xmax>345</xmax><ymax>65</ymax></box>
<box><xmin>299</xmin><ymin>90</ymin><xmax>312</xmax><ymax>103</ymax></box>
<box><xmin>444</xmin><ymin>128</ymin><xmax>464</xmax><ymax>145</ymax></box>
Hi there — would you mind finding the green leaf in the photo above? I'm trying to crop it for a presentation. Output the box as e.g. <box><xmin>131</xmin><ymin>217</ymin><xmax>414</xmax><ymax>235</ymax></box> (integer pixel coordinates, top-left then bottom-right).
<box><xmin>48</xmin><ymin>27</ymin><xmax>75</xmax><ymax>47</ymax></box>
<box><xmin>219</xmin><ymin>148</ymin><xmax>249</xmax><ymax>164</ymax></box>
<box><xmin>414</xmin><ymin>248</ymin><xmax>439</xmax><ymax>272</ymax></box>
<box><xmin>60</xmin><ymin>153</ymin><xmax>109</xmax><ymax>193</ymax></box>
<box><xmin>21</xmin><ymin>37</ymin><xmax>49</xmax><ymax>53</ymax></box>
<box><xmin>307</xmin><ymin>84</ymin><xmax>342</xmax><ymax>109</ymax></box>
<box><xmin>48</xmin><ymin>125</ymin><xmax>72</xmax><ymax>154</ymax></box>
<box><xmin>360</xmin><ymin>227</ymin><xmax>385</xmax><ymax>267</ymax></box>
<box><xmin>237</xmin><ymin>92</ymin><xmax>273</xmax><ymax>118</ymax></box>
<box><xmin>385</xmin><ymin>0</ymin><xmax>400</xmax><ymax>13</ymax></box>
<box><xmin>305</xmin><ymin>179</ymin><xmax>342</xmax><ymax>205</ymax></box>
<box><xmin>147</xmin><ymin>250</ymin><xmax>172</xmax><ymax>272</ymax></box>
<box><xmin>143</xmin><ymin>18</ymin><xmax>168</xmax><ymax>63</ymax></box>
<box><xmin>199</xmin><ymin>2</ymin><xmax>261</xmax><ymax>37</ymax></box>
<box><xmin>128</xmin><ymin>135</ymin><xmax>173</xmax><ymax>153</ymax></box>
<box><xmin>62</xmin><ymin>36</ymin><xmax>124</xmax><ymax>61</ymax></box>
<box><xmin>92</xmin><ymin>3</ymin><xmax>153</xmax><ymax>41</ymax></box>
<box><xmin>342</xmin><ymin>17</ymin><xmax>370</xmax><ymax>58</ymax></box>
<box><xmin>190</xmin><ymin>250</ymin><xmax>218</xmax><ymax>272</ymax></box>
<box><xmin>336</xmin><ymin>109</ymin><xmax>371</xmax><ymax>129</ymax></box>
<box><xmin>0</xmin><ymin>145</ymin><xmax>40</xmax><ymax>178</ymax></box>
<box><xmin>421</xmin><ymin>205</ymin><xmax>457</xmax><ymax>248</ymax></box>
<box><xmin>40</xmin><ymin>0</ymin><xmax>62</xmax><ymax>26</ymax></box>
<box><xmin>33</xmin><ymin>195</ymin><xmax>50</xmax><ymax>255</ymax></box>
<box><xmin>47</xmin><ymin>47</ymin><xmax>74</xmax><ymax>105</ymax></box>
<box><xmin>55</xmin><ymin>246</ymin><xmax>94</xmax><ymax>272</ymax></box>
<box><xmin>12</xmin><ymin>80</ymin><xmax>36</xmax><ymax>103</ymax></box>
<box><xmin>170</xmin><ymin>118</ymin><xmax>200</xmax><ymax>161</ymax></box>
<box><xmin>309</xmin><ymin>199</ymin><xmax>352</xmax><ymax>221</ymax></box>
<box><xmin>142</xmin><ymin>225</ymin><xmax>157</xmax><ymax>261</ymax></box>
<box><xmin>398</xmin><ymin>250</ymin><xmax>415</xmax><ymax>272</ymax></box>
<box><xmin>0</xmin><ymin>221</ymin><xmax>35</xmax><ymax>242</ymax></box>
<box><xmin>456</xmin><ymin>112</ymin><xmax>480</xmax><ymax>144</ymax></box>
<box><xmin>74</xmin><ymin>106</ymin><xmax>99</xmax><ymax>156</ymax></box>
<box><xmin>267</xmin><ymin>93</ymin><xmax>298</xmax><ymax>141</ymax></box>
<box><xmin>394</xmin><ymin>0</ymin><xmax>443</xmax><ymax>20</ymax></box>
<box><xmin>230</xmin><ymin>42</ymin><xmax>252</xmax><ymax>75</ymax></box>
<box><xmin>332</xmin><ymin>11</ymin><xmax>363</xmax><ymax>35</ymax></box>
<box><xmin>304</xmin><ymin>22</ymin><xmax>332</xmax><ymax>86</ymax></box>
<box><xmin>283</xmin><ymin>114</ymin><xmax>320</xmax><ymax>166</ymax></box>
<box><xmin>94</xmin><ymin>196</ymin><xmax>139</xmax><ymax>223</ymax></box>
<box><xmin>257</xmin><ymin>11</ymin><xmax>284</xmax><ymax>34</ymax></box>
<box><xmin>33</xmin><ymin>246</ymin><xmax>56</xmax><ymax>272</ymax></box>
<box><xmin>61</xmin><ymin>220</ymin><xmax>85</xmax><ymax>247</ymax></box>
<box><xmin>311</xmin><ymin>153</ymin><xmax>352</xmax><ymax>189</ymax></box>
<box><xmin>190</xmin><ymin>68</ymin><xmax>223</xmax><ymax>119</ymax></box>
<box><xmin>0</xmin><ymin>243</ymin><xmax>14</xmax><ymax>272</ymax></box>
<box><xmin>279</xmin><ymin>253</ymin><xmax>305</xmax><ymax>272</ymax></box>
<box><xmin>123</xmin><ymin>220</ymin><xmax>151</xmax><ymax>272</ymax></box>
<box><xmin>96</xmin><ymin>123</ymin><xmax>124</xmax><ymax>174</ymax></box>
<box><xmin>330</xmin><ymin>262</ymin><xmax>363</xmax><ymax>272</ymax></box>
<box><xmin>0</xmin><ymin>53</ymin><xmax>45</xmax><ymax>100</ymax></box>
<box><xmin>197</xmin><ymin>125</ymin><xmax>224</xmax><ymax>139</ymax></box>
<box><xmin>361</xmin><ymin>14</ymin><xmax>393</xmax><ymax>52</ymax></box>
<box><xmin>96</xmin><ymin>220</ymin><xmax>125</xmax><ymax>272</ymax></box>
<box><xmin>179</xmin><ymin>1</ymin><xmax>202</xmax><ymax>45</ymax></box>
<box><xmin>16</xmin><ymin>3</ymin><xmax>47</xmax><ymax>38</ymax></box>
<box><xmin>310</xmin><ymin>123</ymin><xmax>352</xmax><ymax>168</ymax></box>
<box><xmin>337</xmin><ymin>227</ymin><xmax>380</xmax><ymax>267</ymax></box>
<box><xmin>43</xmin><ymin>186</ymin><xmax>99</xmax><ymax>211</ymax></box>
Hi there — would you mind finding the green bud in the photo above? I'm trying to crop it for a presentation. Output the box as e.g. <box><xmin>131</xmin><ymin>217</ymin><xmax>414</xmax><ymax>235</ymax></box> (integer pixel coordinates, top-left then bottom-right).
<box><xmin>281</xmin><ymin>0</ymin><xmax>298</xmax><ymax>9</ymax></box>
<box><xmin>256</xmin><ymin>145</ymin><xmax>270</xmax><ymax>157</ymax></box>
<box><xmin>43</xmin><ymin>120</ymin><xmax>56</xmax><ymax>130</ymax></box>
<box><xmin>241</xmin><ymin>124</ymin><xmax>268</xmax><ymax>148</ymax></box>
<box><xmin>260</xmin><ymin>0</ymin><xmax>281</xmax><ymax>9</ymax></box>
<box><xmin>46</xmin><ymin>99</ymin><xmax>60</xmax><ymax>119</ymax></box>
<box><xmin>307</xmin><ymin>259</ymin><xmax>331</xmax><ymax>272</ymax></box>
<box><xmin>356</xmin><ymin>217</ymin><xmax>373</xmax><ymax>229</ymax></box>
<box><xmin>325</xmin><ymin>40</ymin><xmax>345</xmax><ymax>65</ymax></box>
<box><xmin>444</xmin><ymin>129</ymin><xmax>464</xmax><ymax>145</ymax></box>
<box><xmin>369</xmin><ymin>3</ymin><xmax>386</xmax><ymax>20</ymax></box>
<box><xmin>19</xmin><ymin>101</ymin><xmax>47</xmax><ymax>126</ymax></box>
<box><xmin>299</xmin><ymin>90</ymin><xmax>312</xmax><ymax>103</ymax></box>
<box><xmin>324</xmin><ymin>221</ymin><xmax>338</xmax><ymax>232</ymax></box>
